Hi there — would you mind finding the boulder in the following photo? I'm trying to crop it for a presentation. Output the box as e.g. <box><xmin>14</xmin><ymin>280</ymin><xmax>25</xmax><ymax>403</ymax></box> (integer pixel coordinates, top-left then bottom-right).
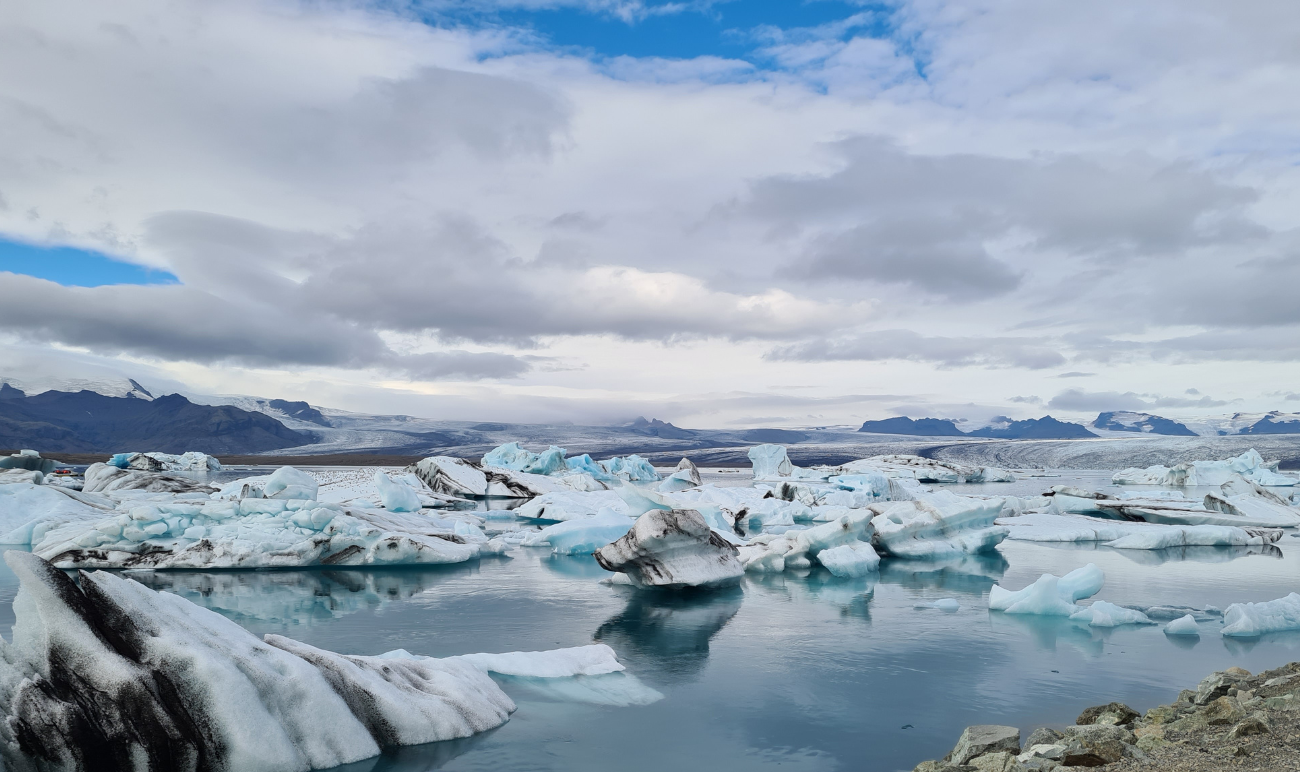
<box><xmin>1057</xmin><ymin>724</ymin><xmax>1135</xmax><ymax>766</ymax></box>
<box><xmin>970</xmin><ymin>751</ymin><xmax>1021</xmax><ymax>772</ymax></box>
<box><xmin>946</xmin><ymin>725</ymin><xmax>1021</xmax><ymax>765</ymax></box>
<box><xmin>1228</xmin><ymin>716</ymin><xmax>1270</xmax><ymax>739</ymax></box>
<box><xmin>1076</xmin><ymin>701</ymin><xmax>1139</xmax><ymax>726</ymax></box>
<box><xmin>1023</xmin><ymin>728</ymin><xmax>1062</xmax><ymax>748</ymax></box>
<box><xmin>1201</xmin><ymin>695</ymin><xmax>1246</xmax><ymax>726</ymax></box>
<box><xmin>1194</xmin><ymin>667</ymin><xmax>1251</xmax><ymax>705</ymax></box>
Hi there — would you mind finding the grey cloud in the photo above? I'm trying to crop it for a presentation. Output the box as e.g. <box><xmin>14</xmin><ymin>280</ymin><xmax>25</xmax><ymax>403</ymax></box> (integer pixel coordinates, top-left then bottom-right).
<box><xmin>0</xmin><ymin>273</ymin><xmax>533</xmax><ymax>381</ymax></box>
<box><xmin>767</xmin><ymin>329</ymin><xmax>1067</xmax><ymax>369</ymax></box>
<box><xmin>1056</xmin><ymin>371</ymin><xmax>1095</xmax><ymax>378</ymax></box>
<box><xmin>1009</xmin><ymin>395</ymin><xmax>1043</xmax><ymax>404</ymax></box>
<box><xmin>741</xmin><ymin>137</ymin><xmax>1258</xmax><ymax>298</ymax></box>
<box><xmin>146</xmin><ymin>212</ymin><xmax>859</xmax><ymax>345</ymax></box>
<box><xmin>1047</xmin><ymin>389</ymin><xmax>1230</xmax><ymax>412</ymax></box>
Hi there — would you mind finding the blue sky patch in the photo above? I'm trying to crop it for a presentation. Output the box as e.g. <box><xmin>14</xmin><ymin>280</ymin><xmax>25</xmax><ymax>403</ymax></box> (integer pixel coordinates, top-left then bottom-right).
<box><xmin>0</xmin><ymin>239</ymin><xmax>178</xmax><ymax>287</ymax></box>
<box><xmin>421</xmin><ymin>0</ymin><xmax>900</xmax><ymax>66</ymax></box>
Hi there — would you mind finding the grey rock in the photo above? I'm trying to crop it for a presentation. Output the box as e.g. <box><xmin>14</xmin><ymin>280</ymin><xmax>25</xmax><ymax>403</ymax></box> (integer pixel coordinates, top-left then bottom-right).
<box><xmin>946</xmin><ymin>725</ymin><xmax>1021</xmax><ymax>766</ymax></box>
<box><xmin>1228</xmin><ymin>716</ymin><xmax>1270</xmax><ymax>739</ymax></box>
<box><xmin>970</xmin><ymin>751</ymin><xmax>1021</xmax><ymax>772</ymax></box>
<box><xmin>1076</xmin><ymin>701</ymin><xmax>1139</xmax><ymax>726</ymax></box>
<box><xmin>1195</xmin><ymin>667</ymin><xmax>1251</xmax><ymax>705</ymax></box>
<box><xmin>1024</xmin><ymin>728</ymin><xmax>1062</xmax><ymax>748</ymax></box>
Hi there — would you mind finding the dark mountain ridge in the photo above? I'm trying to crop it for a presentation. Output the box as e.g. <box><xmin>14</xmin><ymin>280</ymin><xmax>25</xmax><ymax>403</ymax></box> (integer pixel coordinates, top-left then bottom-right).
<box><xmin>0</xmin><ymin>390</ymin><xmax>311</xmax><ymax>454</ymax></box>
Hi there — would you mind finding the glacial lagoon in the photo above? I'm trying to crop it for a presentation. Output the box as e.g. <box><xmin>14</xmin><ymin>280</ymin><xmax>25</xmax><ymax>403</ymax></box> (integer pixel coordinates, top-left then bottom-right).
<box><xmin>4</xmin><ymin>470</ymin><xmax>1298</xmax><ymax>772</ymax></box>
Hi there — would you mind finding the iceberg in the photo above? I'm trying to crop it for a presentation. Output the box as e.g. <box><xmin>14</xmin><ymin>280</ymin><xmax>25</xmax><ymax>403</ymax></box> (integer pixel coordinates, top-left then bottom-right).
<box><xmin>521</xmin><ymin>509</ymin><xmax>633</xmax><ymax>555</ymax></box>
<box><xmin>0</xmin><ymin>552</ymin><xmax>643</xmax><ymax>771</ymax></box>
<box><xmin>816</xmin><ymin>542</ymin><xmax>881</xmax><ymax>577</ymax></box>
<box><xmin>840</xmin><ymin>454</ymin><xmax>1014</xmax><ymax>484</ymax></box>
<box><xmin>989</xmin><ymin>564</ymin><xmax>1104</xmax><ymax>616</ymax></box>
<box><xmin>109</xmin><ymin>451</ymin><xmax>222</xmax><ymax>472</ymax></box>
<box><xmin>869</xmin><ymin>491</ymin><xmax>1008</xmax><ymax>558</ymax></box>
<box><xmin>82</xmin><ymin>462</ymin><xmax>216</xmax><ymax>495</ymax></box>
<box><xmin>1113</xmin><ymin>449</ymin><xmax>1297</xmax><ymax>487</ymax></box>
<box><xmin>374</xmin><ymin>470</ymin><xmax>421</xmax><ymax>512</ymax></box>
<box><xmin>264</xmin><ymin>465</ymin><xmax>320</xmax><ymax>500</ymax></box>
<box><xmin>515</xmin><ymin>490</ymin><xmax>628</xmax><ymax>522</ymax></box>
<box><xmin>411</xmin><ymin>456</ymin><xmax>571</xmax><ymax>498</ymax></box>
<box><xmin>1222</xmin><ymin>593</ymin><xmax>1300</xmax><ymax>638</ymax></box>
<box><xmin>0</xmin><ymin>468</ymin><xmax>44</xmax><ymax>485</ymax></box>
<box><xmin>594</xmin><ymin>508</ymin><xmax>744</xmax><ymax>589</ymax></box>
<box><xmin>0</xmin><ymin>483</ymin><xmax>109</xmax><ymax>545</ymax></box>
<box><xmin>600</xmin><ymin>454</ymin><xmax>660</xmax><ymax>482</ymax></box>
<box><xmin>1070</xmin><ymin>601</ymin><xmax>1155</xmax><ymax>627</ymax></box>
<box><xmin>1048</xmin><ymin>480</ymin><xmax>1300</xmax><ymax>528</ymax></box>
<box><xmin>748</xmin><ymin>444</ymin><xmax>793</xmax><ymax>479</ymax></box>
<box><xmin>1164</xmin><ymin>615</ymin><xmax>1200</xmax><ymax>636</ymax></box>
<box><xmin>478</xmin><ymin>443</ymin><xmax>658</xmax><ymax>483</ymax></box>
<box><xmin>998</xmin><ymin>512</ymin><xmax>1284</xmax><ymax>549</ymax></box>
<box><xmin>0</xmin><ymin>449</ymin><xmax>55</xmax><ymax>474</ymax></box>
<box><xmin>657</xmin><ymin>458</ymin><xmax>702</xmax><ymax>492</ymax></box>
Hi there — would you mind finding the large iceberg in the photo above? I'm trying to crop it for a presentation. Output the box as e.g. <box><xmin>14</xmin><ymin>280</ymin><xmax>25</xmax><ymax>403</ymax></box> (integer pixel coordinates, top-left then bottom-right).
<box><xmin>1113</xmin><ymin>449</ymin><xmax>1297</xmax><ymax>487</ymax></box>
<box><xmin>841</xmin><ymin>454</ymin><xmax>1014</xmax><ymax>484</ymax></box>
<box><xmin>869</xmin><ymin>491</ymin><xmax>1008</xmax><ymax>558</ymax></box>
<box><xmin>521</xmin><ymin>509</ymin><xmax>634</xmax><ymax>555</ymax></box>
<box><xmin>411</xmin><ymin>456</ymin><xmax>572</xmax><ymax>498</ymax></box>
<box><xmin>594</xmin><ymin>508</ymin><xmax>744</xmax><ymax>589</ymax></box>
<box><xmin>480</xmin><ymin>443</ymin><xmax>660</xmax><ymax>483</ymax></box>
<box><xmin>0</xmin><ymin>483</ymin><xmax>111</xmax><ymax>545</ymax></box>
<box><xmin>374</xmin><ymin>470</ymin><xmax>421</xmax><ymax>512</ymax></box>
<box><xmin>748</xmin><ymin>444</ymin><xmax>794</xmax><ymax>479</ymax></box>
<box><xmin>109</xmin><ymin>451</ymin><xmax>222</xmax><ymax>472</ymax></box>
<box><xmin>657</xmin><ymin>458</ymin><xmax>702</xmax><ymax>492</ymax></box>
<box><xmin>515</xmin><ymin>490</ymin><xmax>629</xmax><ymax>522</ymax></box>
<box><xmin>83</xmin><ymin>462</ymin><xmax>216</xmax><ymax>495</ymax></box>
<box><xmin>1049</xmin><ymin>480</ymin><xmax>1300</xmax><ymax>528</ymax></box>
<box><xmin>0</xmin><ymin>552</ymin><xmax>638</xmax><ymax>770</ymax></box>
<box><xmin>0</xmin><ymin>450</ymin><xmax>55</xmax><ymax>475</ymax></box>
<box><xmin>998</xmin><ymin>512</ymin><xmax>1284</xmax><ymax>549</ymax></box>
<box><xmin>1221</xmin><ymin>593</ymin><xmax>1300</xmax><ymax>638</ymax></box>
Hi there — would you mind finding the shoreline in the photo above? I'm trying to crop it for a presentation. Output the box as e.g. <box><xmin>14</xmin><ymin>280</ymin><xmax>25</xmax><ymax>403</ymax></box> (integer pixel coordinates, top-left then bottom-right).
<box><xmin>915</xmin><ymin>660</ymin><xmax>1300</xmax><ymax>771</ymax></box>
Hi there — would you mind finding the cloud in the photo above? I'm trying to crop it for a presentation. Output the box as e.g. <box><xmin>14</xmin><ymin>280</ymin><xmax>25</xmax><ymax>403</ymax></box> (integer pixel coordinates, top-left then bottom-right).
<box><xmin>1047</xmin><ymin>389</ymin><xmax>1230</xmax><ymax>413</ymax></box>
<box><xmin>767</xmin><ymin>329</ymin><xmax>1067</xmax><ymax>369</ymax></box>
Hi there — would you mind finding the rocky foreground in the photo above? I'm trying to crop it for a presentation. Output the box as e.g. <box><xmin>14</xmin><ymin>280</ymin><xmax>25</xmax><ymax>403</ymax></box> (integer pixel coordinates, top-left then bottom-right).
<box><xmin>915</xmin><ymin>661</ymin><xmax>1300</xmax><ymax>771</ymax></box>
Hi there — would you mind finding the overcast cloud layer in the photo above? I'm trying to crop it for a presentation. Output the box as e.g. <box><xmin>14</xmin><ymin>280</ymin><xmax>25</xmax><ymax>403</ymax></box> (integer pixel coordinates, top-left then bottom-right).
<box><xmin>2</xmin><ymin>0</ymin><xmax>1298</xmax><ymax>427</ymax></box>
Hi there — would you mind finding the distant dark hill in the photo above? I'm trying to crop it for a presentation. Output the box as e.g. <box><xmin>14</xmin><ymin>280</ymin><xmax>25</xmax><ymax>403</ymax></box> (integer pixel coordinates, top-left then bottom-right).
<box><xmin>1093</xmin><ymin>411</ymin><xmax>1196</xmax><ymax>436</ymax></box>
<box><xmin>268</xmin><ymin>399</ymin><xmax>331</xmax><ymax>427</ymax></box>
<box><xmin>0</xmin><ymin>384</ymin><xmax>25</xmax><ymax>400</ymax></box>
<box><xmin>967</xmin><ymin>415</ymin><xmax>1097</xmax><ymax>439</ymax></box>
<box><xmin>858</xmin><ymin>417</ymin><xmax>965</xmax><ymax>436</ymax></box>
<box><xmin>1242</xmin><ymin>414</ymin><xmax>1300</xmax><ymax>434</ymax></box>
<box><xmin>0</xmin><ymin>391</ymin><xmax>311</xmax><ymax>454</ymax></box>
<box><xmin>741</xmin><ymin>428</ymin><xmax>810</xmax><ymax>444</ymax></box>
<box><xmin>627</xmin><ymin>417</ymin><xmax>696</xmax><ymax>440</ymax></box>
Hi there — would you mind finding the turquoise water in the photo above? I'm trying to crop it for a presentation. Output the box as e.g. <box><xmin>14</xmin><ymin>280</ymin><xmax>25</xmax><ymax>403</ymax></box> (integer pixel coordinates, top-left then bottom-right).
<box><xmin>6</xmin><ymin>471</ymin><xmax>1300</xmax><ymax>772</ymax></box>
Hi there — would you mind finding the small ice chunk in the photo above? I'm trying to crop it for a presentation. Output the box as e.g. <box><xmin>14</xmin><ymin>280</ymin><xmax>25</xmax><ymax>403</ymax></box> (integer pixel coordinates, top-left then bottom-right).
<box><xmin>989</xmin><ymin>564</ymin><xmax>1103</xmax><ymax>616</ymax></box>
<box><xmin>264</xmin><ymin>466</ymin><xmax>319</xmax><ymax>501</ymax></box>
<box><xmin>915</xmin><ymin>598</ymin><xmax>960</xmax><ymax>612</ymax></box>
<box><xmin>1164</xmin><ymin>615</ymin><xmax>1200</xmax><ymax>637</ymax></box>
<box><xmin>1070</xmin><ymin>601</ymin><xmax>1155</xmax><ymax>627</ymax></box>
<box><xmin>816</xmin><ymin>542</ymin><xmax>881</xmax><ymax>577</ymax></box>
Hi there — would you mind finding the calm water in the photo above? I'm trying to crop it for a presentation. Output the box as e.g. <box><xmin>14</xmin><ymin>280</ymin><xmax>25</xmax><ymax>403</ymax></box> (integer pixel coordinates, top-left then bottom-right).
<box><xmin>8</xmin><ymin>471</ymin><xmax>1300</xmax><ymax>772</ymax></box>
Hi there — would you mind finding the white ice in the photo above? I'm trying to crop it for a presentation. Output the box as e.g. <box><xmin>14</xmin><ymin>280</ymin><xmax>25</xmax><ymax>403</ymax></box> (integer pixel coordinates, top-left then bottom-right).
<box><xmin>1164</xmin><ymin>615</ymin><xmax>1200</xmax><ymax>636</ymax></box>
<box><xmin>1070</xmin><ymin>601</ymin><xmax>1155</xmax><ymax>627</ymax></box>
<box><xmin>989</xmin><ymin>564</ymin><xmax>1104</xmax><ymax>616</ymax></box>
<box><xmin>520</xmin><ymin>509</ymin><xmax>633</xmax><ymax>555</ymax></box>
<box><xmin>870</xmin><ymin>491</ymin><xmax>1008</xmax><ymax>559</ymax></box>
<box><xmin>594</xmin><ymin>508</ymin><xmax>743</xmax><ymax>589</ymax></box>
<box><xmin>748</xmin><ymin>444</ymin><xmax>794</xmax><ymax>479</ymax></box>
<box><xmin>373</xmin><ymin>471</ymin><xmax>421</xmax><ymax>512</ymax></box>
<box><xmin>109</xmin><ymin>451</ymin><xmax>222</xmax><ymax>472</ymax></box>
<box><xmin>515</xmin><ymin>490</ymin><xmax>628</xmax><ymax>522</ymax></box>
<box><xmin>1222</xmin><ymin>593</ymin><xmax>1300</xmax><ymax>638</ymax></box>
<box><xmin>997</xmin><ymin>512</ymin><xmax>1283</xmax><ymax>549</ymax></box>
<box><xmin>1113</xmin><ymin>449</ymin><xmax>1297</xmax><ymax>487</ymax></box>
<box><xmin>914</xmin><ymin>598</ymin><xmax>960</xmax><ymax>612</ymax></box>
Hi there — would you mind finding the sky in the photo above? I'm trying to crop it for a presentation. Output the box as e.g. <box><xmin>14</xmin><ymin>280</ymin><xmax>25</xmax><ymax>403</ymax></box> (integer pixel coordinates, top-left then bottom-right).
<box><xmin>2</xmin><ymin>0</ymin><xmax>1299</xmax><ymax>428</ymax></box>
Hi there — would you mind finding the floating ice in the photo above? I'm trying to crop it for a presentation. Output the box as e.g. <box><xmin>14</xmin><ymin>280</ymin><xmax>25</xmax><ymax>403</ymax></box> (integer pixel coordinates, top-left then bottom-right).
<box><xmin>0</xmin><ymin>552</ymin><xmax>515</xmax><ymax>770</ymax></box>
<box><xmin>748</xmin><ymin>444</ymin><xmax>793</xmax><ymax>479</ymax></box>
<box><xmin>989</xmin><ymin>564</ymin><xmax>1104</xmax><ymax>616</ymax></box>
<box><xmin>816</xmin><ymin>542</ymin><xmax>881</xmax><ymax>577</ymax></box>
<box><xmin>594</xmin><ymin>508</ymin><xmax>743</xmax><ymax>589</ymax></box>
<box><xmin>0</xmin><ymin>468</ymin><xmax>43</xmax><ymax>485</ymax></box>
<box><xmin>1047</xmin><ymin>479</ymin><xmax>1300</xmax><ymax>528</ymax></box>
<box><xmin>914</xmin><ymin>598</ymin><xmax>960</xmax><ymax>612</ymax></box>
<box><xmin>374</xmin><ymin>470</ymin><xmax>421</xmax><ymax>512</ymax></box>
<box><xmin>840</xmin><ymin>455</ymin><xmax>1014</xmax><ymax>484</ymax></box>
<box><xmin>515</xmin><ymin>490</ymin><xmax>628</xmax><ymax>522</ymax></box>
<box><xmin>1164</xmin><ymin>615</ymin><xmax>1200</xmax><ymax>636</ymax></box>
<box><xmin>998</xmin><ymin>513</ymin><xmax>1283</xmax><ymax>549</ymax></box>
<box><xmin>265</xmin><ymin>465</ymin><xmax>320</xmax><ymax>500</ymax></box>
<box><xmin>0</xmin><ymin>483</ymin><xmax>108</xmax><ymax>544</ymax></box>
<box><xmin>411</xmin><ymin>456</ymin><xmax>571</xmax><ymax>498</ymax></box>
<box><xmin>1222</xmin><ymin>593</ymin><xmax>1300</xmax><ymax>638</ymax></box>
<box><xmin>521</xmin><ymin>509</ymin><xmax>633</xmax><ymax>555</ymax></box>
<box><xmin>1070</xmin><ymin>601</ymin><xmax>1155</xmax><ymax>627</ymax></box>
<box><xmin>658</xmin><ymin>458</ymin><xmax>702</xmax><ymax>492</ymax></box>
<box><xmin>0</xmin><ymin>450</ymin><xmax>55</xmax><ymax>474</ymax></box>
<box><xmin>600</xmin><ymin>454</ymin><xmax>659</xmax><ymax>482</ymax></box>
<box><xmin>870</xmin><ymin>491</ymin><xmax>1008</xmax><ymax>559</ymax></box>
<box><xmin>82</xmin><ymin>462</ymin><xmax>215</xmax><ymax>495</ymax></box>
<box><xmin>109</xmin><ymin>451</ymin><xmax>222</xmax><ymax>472</ymax></box>
<box><xmin>1113</xmin><ymin>449</ymin><xmax>1297</xmax><ymax>487</ymax></box>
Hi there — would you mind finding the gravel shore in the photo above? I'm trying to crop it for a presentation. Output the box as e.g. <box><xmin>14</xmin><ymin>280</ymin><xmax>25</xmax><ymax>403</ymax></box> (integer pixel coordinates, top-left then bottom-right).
<box><xmin>914</xmin><ymin>660</ymin><xmax>1300</xmax><ymax>771</ymax></box>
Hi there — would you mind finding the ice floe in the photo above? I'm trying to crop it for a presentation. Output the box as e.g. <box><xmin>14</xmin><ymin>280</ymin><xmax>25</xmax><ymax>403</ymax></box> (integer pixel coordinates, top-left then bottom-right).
<box><xmin>83</xmin><ymin>462</ymin><xmax>216</xmax><ymax>495</ymax></box>
<box><xmin>657</xmin><ymin>458</ymin><xmax>702</xmax><ymax>492</ymax></box>
<box><xmin>1047</xmin><ymin>479</ymin><xmax>1300</xmax><ymax>528</ymax></box>
<box><xmin>0</xmin><ymin>450</ymin><xmax>55</xmax><ymax>475</ymax></box>
<box><xmin>1113</xmin><ymin>449</ymin><xmax>1297</xmax><ymax>487</ymax></box>
<box><xmin>0</xmin><ymin>552</ymin><xmax>643</xmax><ymax>770</ymax></box>
<box><xmin>521</xmin><ymin>509</ymin><xmax>633</xmax><ymax>555</ymax></box>
<box><xmin>109</xmin><ymin>451</ymin><xmax>222</xmax><ymax>472</ymax></box>
<box><xmin>594</xmin><ymin>508</ymin><xmax>744</xmax><ymax>589</ymax></box>
<box><xmin>374</xmin><ymin>470</ymin><xmax>421</xmax><ymax>512</ymax></box>
<box><xmin>870</xmin><ymin>491</ymin><xmax>1008</xmax><ymax>559</ymax></box>
<box><xmin>1069</xmin><ymin>601</ymin><xmax>1155</xmax><ymax>627</ymax></box>
<box><xmin>998</xmin><ymin>512</ymin><xmax>1284</xmax><ymax>549</ymax></box>
<box><xmin>989</xmin><ymin>564</ymin><xmax>1105</xmax><ymax>616</ymax></box>
<box><xmin>1221</xmin><ymin>593</ymin><xmax>1300</xmax><ymax>638</ymax></box>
